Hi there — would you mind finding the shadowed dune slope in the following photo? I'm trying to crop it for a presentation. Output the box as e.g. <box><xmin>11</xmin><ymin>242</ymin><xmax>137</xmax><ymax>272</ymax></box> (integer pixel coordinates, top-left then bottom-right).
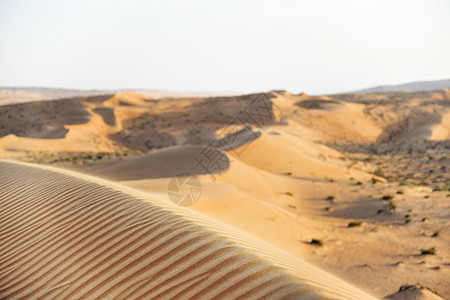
<box><xmin>0</xmin><ymin>161</ymin><xmax>376</xmax><ymax>300</ymax></box>
<box><xmin>88</xmin><ymin>145</ymin><xmax>229</xmax><ymax>180</ymax></box>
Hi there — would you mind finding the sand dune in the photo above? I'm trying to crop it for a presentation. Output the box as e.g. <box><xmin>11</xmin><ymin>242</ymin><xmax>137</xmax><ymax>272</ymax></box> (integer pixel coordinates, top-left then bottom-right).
<box><xmin>291</xmin><ymin>96</ymin><xmax>382</xmax><ymax>142</ymax></box>
<box><xmin>385</xmin><ymin>285</ymin><xmax>444</xmax><ymax>300</ymax></box>
<box><xmin>88</xmin><ymin>145</ymin><xmax>223</xmax><ymax>181</ymax></box>
<box><xmin>0</xmin><ymin>90</ymin><xmax>449</xmax><ymax>298</ymax></box>
<box><xmin>1</xmin><ymin>90</ymin><xmax>448</xmax><ymax>158</ymax></box>
<box><xmin>0</xmin><ymin>160</ymin><xmax>376</xmax><ymax>300</ymax></box>
<box><xmin>226</xmin><ymin>128</ymin><xmax>366</xmax><ymax>179</ymax></box>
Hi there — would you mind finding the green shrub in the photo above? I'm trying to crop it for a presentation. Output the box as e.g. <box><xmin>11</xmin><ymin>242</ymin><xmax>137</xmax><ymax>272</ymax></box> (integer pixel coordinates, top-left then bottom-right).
<box><xmin>388</xmin><ymin>199</ymin><xmax>397</xmax><ymax>211</ymax></box>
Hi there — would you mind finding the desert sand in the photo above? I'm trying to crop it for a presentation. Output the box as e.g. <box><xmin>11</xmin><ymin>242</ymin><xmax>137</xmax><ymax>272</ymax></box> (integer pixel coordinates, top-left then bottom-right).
<box><xmin>0</xmin><ymin>160</ymin><xmax>375</xmax><ymax>299</ymax></box>
<box><xmin>0</xmin><ymin>89</ymin><xmax>449</xmax><ymax>299</ymax></box>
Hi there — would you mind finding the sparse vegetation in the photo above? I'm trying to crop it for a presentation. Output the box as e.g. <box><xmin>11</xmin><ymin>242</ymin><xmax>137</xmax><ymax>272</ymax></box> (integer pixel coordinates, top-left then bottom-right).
<box><xmin>285</xmin><ymin>192</ymin><xmax>293</xmax><ymax>197</ymax></box>
<box><xmin>348</xmin><ymin>221</ymin><xmax>362</xmax><ymax>228</ymax></box>
<box><xmin>420</xmin><ymin>246</ymin><xmax>436</xmax><ymax>255</ymax></box>
<box><xmin>310</xmin><ymin>238</ymin><xmax>323</xmax><ymax>246</ymax></box>
<box><xmin>388</xmin><ymin>199</ymin><xmax>397</xmax><ymax>211</ymax></box>
<box><xmin>382</xmin><ymin>195</ymin><xmax>394</xmax><ymax>201</ymax></box>
<box><xmin>326</xmin><ymin>195</ymin><xmax>335</xmax><ymax>201</ymax></box>
<box><xmin>404</xmin><ymin>214</ymin><xmax>412</xmax><ymax>224</ymax></box>
<box><xmin>432</xmin><ymin>231</ymin><xmax>439</xmax><ymax>238</ymax></box>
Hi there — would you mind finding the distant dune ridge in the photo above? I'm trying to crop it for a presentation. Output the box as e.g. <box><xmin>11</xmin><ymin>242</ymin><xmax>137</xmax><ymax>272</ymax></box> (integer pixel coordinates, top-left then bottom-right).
<box><xmin>354</xmin><ymin>79</ymin><xmax>450</xmax><ymax>93</ymax></box>
<box><xmin>0</xmin><ymin>160</ymin><xmax>376</xmax><ymax>300</ymax></box>
<box><xmin>0</xmin><ymin>87</ymin><xmax>241</xmax><ymax>105</ymax></box>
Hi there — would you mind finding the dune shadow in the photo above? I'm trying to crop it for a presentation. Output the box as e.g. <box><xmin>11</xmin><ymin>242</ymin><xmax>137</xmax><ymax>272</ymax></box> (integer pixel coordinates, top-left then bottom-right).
<box><xmin>233</xmin><ymin>93</ymin><xmax>281</xmax><ymax>127</ymax></box>
<box><xmin>109</xmin><ymin>130</ymin><xmax>178</xmax><ymax>150</ymax></box>
<box><xmin>83</xmin><ymin>94</ymin><xmax>115</xmax><ymax>103</ymax></box>
<box><xmin>93</xmin><ymin>107</ymin><xmax>116</xmax><ymax>126</ymax></box>
<box><xmin>296</xmin><ymin>99</ymin><xmax>341</xmax><ymax>109</ymax></box>
<box><xmin>37</xmin><ymin>126</ymin><xmax>69</xmax><ymax>139</ymax></box>
<box><xmin>324</xmin><ymin>197</ymin><xmax>386</xmax><ymax>220</ymax></box>
<box><xmin>376</xmin><ymin>114</ymin><xmax>442</xmax><ymax>142</ymax></box>
<box><xmin>215</xmin><ymin>126</ymin><xmax>262</xmax><ymax>152</ymax></box>
<box><xmin>89</xmin><ymin>145</ymin><xmax>230</xmax><ymax>181</ymax></box>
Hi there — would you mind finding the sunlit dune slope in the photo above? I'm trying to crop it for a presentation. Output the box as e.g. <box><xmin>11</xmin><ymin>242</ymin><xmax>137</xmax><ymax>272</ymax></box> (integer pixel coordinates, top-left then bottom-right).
<box><xmin>0</xmin><ymin>160</ymin><xmax>376</xmax><ymax>300</ymax></box>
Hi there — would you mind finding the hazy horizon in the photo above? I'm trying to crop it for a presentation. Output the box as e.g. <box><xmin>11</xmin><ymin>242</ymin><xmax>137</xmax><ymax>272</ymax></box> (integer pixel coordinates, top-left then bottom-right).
<box><xmin>1</xmin><ymin>0</ymin><xmax>449</xmax><ymax>94</ymax></box>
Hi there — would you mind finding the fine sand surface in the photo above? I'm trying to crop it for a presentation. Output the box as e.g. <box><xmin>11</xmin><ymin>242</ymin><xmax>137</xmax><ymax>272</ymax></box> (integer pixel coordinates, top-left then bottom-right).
<box><xmin>0</xmin><ymin>90</ymin><xmax>449</xmax><ymax>299</ymax></box>
<box><xmin>0</xmin><ymin>160</ymin><xmax>376</xmax><ymax>300</ymax></box>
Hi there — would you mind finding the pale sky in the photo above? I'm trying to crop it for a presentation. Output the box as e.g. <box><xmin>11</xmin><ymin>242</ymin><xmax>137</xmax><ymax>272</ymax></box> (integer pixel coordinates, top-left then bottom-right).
<box><xmin>1</xmin><ymin>0</ymin><xmax>449</xmax><ymax>94</ymax></box>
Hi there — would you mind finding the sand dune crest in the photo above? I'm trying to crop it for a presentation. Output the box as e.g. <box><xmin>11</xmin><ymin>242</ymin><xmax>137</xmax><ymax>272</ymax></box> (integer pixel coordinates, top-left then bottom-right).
<box><xmin>0</xmin><ymin>161</ymin><xmax>376</xmax><ymax>299</ymax></box>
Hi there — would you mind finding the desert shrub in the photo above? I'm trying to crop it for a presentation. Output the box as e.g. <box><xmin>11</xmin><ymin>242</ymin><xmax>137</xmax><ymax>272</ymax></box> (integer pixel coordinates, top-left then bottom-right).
<box><xmin>421</xmin><ymin>247</ymin><xmax>435</xmax><ymax>255</ymax></box>
<box><xmin>404</xmin><ymin>214</ymin><xmax>412</xmax><ymax>224</ymax></box>
<box><xmin>432</xmin><ymin>231</ymin><xmax>439</xmax><ymax>237</ymax></box>
<box><xmin>382</xmin><ymin>195</ymin><xmax>394</xmax><ymax>201</ymax></box>
<box><xmin>310</xmin><ymin>239</ymin><xmax>323</xmax><ymax>246</ymax></box>
<box><xmin>285</xmin><ymin>192</ymin><xmax>293</xmax><ymax>197</ymax></box>
<box><xmin>388</xmin><ymin>199</ymin><xmax>397</xmax><ymax>211</ymax></box>
<box><xmin>348</xmin><ymin>221</ymin><xmax>362</xmax><ymax>228</ymax></box>
<box><xmin>326</xmin><ymin>195</ymin><xmax>335</xmax><ymax>201</ymax></box>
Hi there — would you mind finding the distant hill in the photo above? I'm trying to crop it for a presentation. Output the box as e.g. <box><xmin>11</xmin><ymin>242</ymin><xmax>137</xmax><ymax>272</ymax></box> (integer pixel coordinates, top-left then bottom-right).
<box><xmin>0</xmin><ymin>87</ymin><xmax>240</xmax><ymax>105</ymax></box>
<box><xmin>354</xmin><ymin>79</ymin><xmax>450</xmax><ymax>93</ymax></box>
